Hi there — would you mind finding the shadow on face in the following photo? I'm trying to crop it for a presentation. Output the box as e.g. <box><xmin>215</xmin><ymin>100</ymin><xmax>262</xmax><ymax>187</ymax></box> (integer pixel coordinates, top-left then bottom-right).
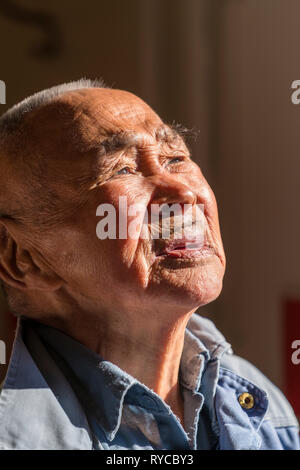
<box><xmin>0</xmin><ymin>88</ymin><xmax>226</xmax><ymax>319</ymax></box>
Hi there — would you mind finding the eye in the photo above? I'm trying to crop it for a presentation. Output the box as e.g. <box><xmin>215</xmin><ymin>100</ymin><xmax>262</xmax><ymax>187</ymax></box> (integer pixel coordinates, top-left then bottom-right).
<box><xmin>116</xmin><ymin>166</ymin><xmax>131</xmax><ymax>175</ymax></box>
<box><xmin>107</xmin><ymin>165</ymin><xmax>136</xmax><ymax>181</ymax></box>
<box><xmin>167</xmin><ymin>156</ymin><xmax>185</xmax><ymax>165</ymax></box>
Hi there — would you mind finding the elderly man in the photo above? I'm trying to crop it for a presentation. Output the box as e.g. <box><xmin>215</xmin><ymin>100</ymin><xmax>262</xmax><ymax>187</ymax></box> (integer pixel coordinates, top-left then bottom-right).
<box><xmin>0</xmin><ymin>79</ymin><xmax>298</xmax><ymax>450</ymax></box>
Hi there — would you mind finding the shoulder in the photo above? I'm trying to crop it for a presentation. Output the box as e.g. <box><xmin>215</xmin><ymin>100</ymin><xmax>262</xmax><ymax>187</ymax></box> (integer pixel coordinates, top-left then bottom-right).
<box><xmin>220</xmin><ymin>352</ymin><xmax>299</xmax><ymax>429</ymax></box>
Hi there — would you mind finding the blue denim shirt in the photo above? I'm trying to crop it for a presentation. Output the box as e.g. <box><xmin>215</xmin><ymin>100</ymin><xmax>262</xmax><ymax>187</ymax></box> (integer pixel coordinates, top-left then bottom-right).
<box><xmin>0</xmin><ymin>314</ymin><xmax>299</xmax><ymax>450</ymax></box>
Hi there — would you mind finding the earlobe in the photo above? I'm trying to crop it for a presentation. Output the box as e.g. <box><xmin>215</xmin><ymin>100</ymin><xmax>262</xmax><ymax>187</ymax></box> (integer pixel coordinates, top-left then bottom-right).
<box><xmin>0</xmin><ymin>223</ymin><xmax>63</xmax><ymax>291</ymax></box>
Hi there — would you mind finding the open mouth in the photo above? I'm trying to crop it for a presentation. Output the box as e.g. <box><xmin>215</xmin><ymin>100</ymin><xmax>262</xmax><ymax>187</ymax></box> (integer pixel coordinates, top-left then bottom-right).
<box><xmin>154</xmin><ymin>238</ymin><xmax>214</xmax><ymax>258</ymax></box>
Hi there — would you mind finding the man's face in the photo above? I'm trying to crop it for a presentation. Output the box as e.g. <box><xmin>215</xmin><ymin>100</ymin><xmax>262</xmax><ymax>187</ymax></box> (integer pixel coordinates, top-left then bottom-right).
<box><xmin>22</xmin><ymin>88</ymin><xmax>226</xmax><ymax>316</ymax></box>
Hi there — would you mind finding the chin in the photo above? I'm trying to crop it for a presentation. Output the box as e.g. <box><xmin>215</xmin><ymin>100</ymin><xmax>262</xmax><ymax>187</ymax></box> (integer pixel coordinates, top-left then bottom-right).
<box><xmin>192</xmin><ymin>279</ymin><xmax>223</xmax><ymax>307</ymax></box>
<box><xmin>174</xmin><ymin>276</ymin><xmax>223</xmax><ymax>309</ymax></box>
<box><xmin>149</xmin><ymin>259</ymin><xmax>225</xmax><ymax>311</ymax></box>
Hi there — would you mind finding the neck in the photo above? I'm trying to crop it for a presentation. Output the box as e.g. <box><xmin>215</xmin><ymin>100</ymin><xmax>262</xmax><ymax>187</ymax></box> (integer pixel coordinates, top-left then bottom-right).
<box><xmin>28</xmin><ymin>291</ymin><xmax>197</xmax><ymax>425</ymax></box>
<box><xmin>95</xmin><ymin>313</ymin><xmax>190</xmax><ymax>395</ymax></box>
<box><xmin>74</xmin><ymin>311</ymin><xmax>193</xmax><ymax>422</ymax></box>
<box><xmin>94</xmin><ymin>313</ymin><xmax>191</xmax><ymax>423</ymax></box>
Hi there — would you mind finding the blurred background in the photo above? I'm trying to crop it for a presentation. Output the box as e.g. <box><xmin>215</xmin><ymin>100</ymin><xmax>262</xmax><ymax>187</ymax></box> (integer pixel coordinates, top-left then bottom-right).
<box><xmin>0</xmin><ymin>0</ymin><xmax>299</xmax><ymax>416</ymax></box>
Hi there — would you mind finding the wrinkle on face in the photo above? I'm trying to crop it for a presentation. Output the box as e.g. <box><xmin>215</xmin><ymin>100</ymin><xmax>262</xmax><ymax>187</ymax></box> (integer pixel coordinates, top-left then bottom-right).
<box><xmin>0</xmin><ymin>87</ymin><xmax>225</xmax><ymax>319</ymax></box>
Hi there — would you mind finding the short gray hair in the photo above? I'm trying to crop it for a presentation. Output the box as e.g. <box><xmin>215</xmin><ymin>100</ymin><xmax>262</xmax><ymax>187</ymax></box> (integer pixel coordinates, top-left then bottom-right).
<box><xmin>0</xmin><ymin>77</ymin><xmax>106</xmax><ymax>135</ymax></box>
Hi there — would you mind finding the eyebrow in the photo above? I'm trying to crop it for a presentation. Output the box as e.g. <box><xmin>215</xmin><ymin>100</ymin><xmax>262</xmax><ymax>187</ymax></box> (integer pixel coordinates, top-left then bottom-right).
<box><xmin>97</xmin><ymin>123</ymin><xmax>192</xmax><ymax>157</ymax></box>
<box><xmin>98</xmin><ymin>132</ymin><xmax>137</xmax><ymax>156</ymax></box>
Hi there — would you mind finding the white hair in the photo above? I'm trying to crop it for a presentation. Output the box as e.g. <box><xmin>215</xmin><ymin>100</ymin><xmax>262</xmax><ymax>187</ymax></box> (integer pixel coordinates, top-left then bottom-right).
<box><xmin>0</xmin><ymin>77</ymin><xmax>106</xmax><ymax>134</ymax></box>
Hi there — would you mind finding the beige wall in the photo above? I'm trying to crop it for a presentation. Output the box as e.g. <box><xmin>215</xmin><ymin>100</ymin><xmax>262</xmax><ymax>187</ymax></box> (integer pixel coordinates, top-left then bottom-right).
<box><xmin>213</xmin><ymin>0</ymin><xmax>300</xmax><ymax>390</ymax></box>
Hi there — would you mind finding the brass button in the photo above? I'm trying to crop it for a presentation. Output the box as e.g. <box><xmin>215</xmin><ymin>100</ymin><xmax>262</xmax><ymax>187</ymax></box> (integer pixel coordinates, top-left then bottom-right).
<box><xmin>238</xmin><ymin>392</ymin><xmax>255</xmax><ymax>410</ymax></box>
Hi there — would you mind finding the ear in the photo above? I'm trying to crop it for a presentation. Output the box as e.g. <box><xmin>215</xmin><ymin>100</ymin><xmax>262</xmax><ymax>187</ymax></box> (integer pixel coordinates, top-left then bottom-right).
<box><xmin>0</xmin><ymin>222</ymin><xmax>63</xmax><ymax>291</ymax></box>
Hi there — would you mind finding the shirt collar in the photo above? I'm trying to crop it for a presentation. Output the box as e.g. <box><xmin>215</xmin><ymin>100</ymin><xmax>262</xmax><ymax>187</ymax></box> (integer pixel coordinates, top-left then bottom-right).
<box><xmin>30</xmin><ymin>314</ymin><xmax>231</xmax><ymax>439</ymax></box>
<box><xmin>181</xmin><ymin>314</ymin><xmax>232</xmax><ymax>392</ymax></box>
<box><xmin>27</xmin><ymin>318</ymin><xmax>138</xmax><ymax>441</ymax></box>
<box><xmin>1</xmin><ymin>313</ymin><xmax>232</xmax><ymax>444</ymax></box>
<box><xmin>180</xmin><ymin>327</ymin><xmax>209</xmax><ymax>392</ymax></box>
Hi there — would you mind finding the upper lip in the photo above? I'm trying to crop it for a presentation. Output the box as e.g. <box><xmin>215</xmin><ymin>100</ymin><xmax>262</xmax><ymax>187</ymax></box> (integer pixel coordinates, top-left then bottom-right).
<box><xmin>154</xmin><ymin>237</ymin><xmax>209</xmax><ymax>256</ymax></box>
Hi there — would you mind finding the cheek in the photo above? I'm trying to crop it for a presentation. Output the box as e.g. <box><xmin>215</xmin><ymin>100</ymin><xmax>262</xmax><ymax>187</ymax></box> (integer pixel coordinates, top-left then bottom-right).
<box><xmin>115</xmin><ymin>236</ymin><xmax>153</xmax><ymax>290</ymax></box>
<box><xmin>97</xmin><ymin>181</ymin><xmax>151</xmax><ymax>236</ymax></box>
<box><xmin>82</xmin><ymin>194</ymin><xmax>152</xmax><ymax>286</ymax></box>
<box><xmin>104</xmin><ymin>179</ymin><xmax>149</xmax><ymax>204</ymax></box>
<box><xmin>94</xmin><ymin>236</ymin><xmax>151</xmax><ymax>290</ymax></box>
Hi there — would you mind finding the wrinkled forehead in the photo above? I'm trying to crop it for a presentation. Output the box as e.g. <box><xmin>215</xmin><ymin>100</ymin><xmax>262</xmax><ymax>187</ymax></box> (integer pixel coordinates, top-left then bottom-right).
<box><xmin>22</xmin><ymin>88</ymin><xmax>170</xmax><ymax>159</ymax></box>
<box><xmin>56</xmin><ymin>88</ymin><xmax>163</xmax><ymax>138</ymax></box>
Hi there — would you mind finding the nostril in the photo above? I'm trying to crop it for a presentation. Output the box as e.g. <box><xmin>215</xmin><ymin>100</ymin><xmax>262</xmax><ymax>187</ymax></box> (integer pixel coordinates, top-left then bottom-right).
<box><xmin>150</xmin><ymin>186</ymin><xmax>197</xmax><ymax>207</ymax></box>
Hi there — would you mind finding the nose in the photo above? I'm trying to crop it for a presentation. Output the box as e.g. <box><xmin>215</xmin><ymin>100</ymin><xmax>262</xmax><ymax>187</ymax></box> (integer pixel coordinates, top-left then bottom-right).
<box><xmin>148</xmin><ymin>175</ymin><xmax>197</xmax><ymax>206</ymax></box>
